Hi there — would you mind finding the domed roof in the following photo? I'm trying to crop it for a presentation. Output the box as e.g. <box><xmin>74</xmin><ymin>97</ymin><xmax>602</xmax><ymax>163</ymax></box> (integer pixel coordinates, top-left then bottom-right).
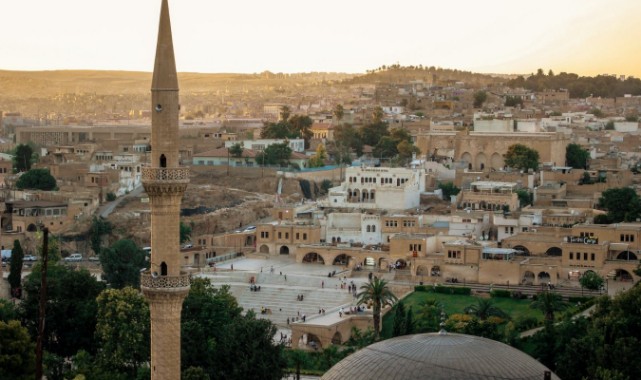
<box><xmin>321</xmin><ymin>332</ymin><xmax>559</xmax><ymax>380</ymax></box>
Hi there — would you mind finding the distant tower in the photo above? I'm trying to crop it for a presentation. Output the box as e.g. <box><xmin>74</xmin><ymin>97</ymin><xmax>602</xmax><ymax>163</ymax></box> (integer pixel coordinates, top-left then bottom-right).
<box><xmin>140</xmin><ymin>1</ymin><xmax>190</xmax><ymax>379</ymax></box>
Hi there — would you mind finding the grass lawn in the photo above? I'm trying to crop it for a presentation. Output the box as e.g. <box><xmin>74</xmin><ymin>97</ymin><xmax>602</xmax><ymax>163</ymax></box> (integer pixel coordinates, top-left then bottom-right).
<box><xmin>381</xmin><ymin>291</ymin><xmax>546</xmax><ymax>338</ymax></box>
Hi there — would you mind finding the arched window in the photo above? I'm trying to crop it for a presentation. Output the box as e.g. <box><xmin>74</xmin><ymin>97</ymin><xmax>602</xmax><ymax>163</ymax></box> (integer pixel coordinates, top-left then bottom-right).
<box><xmin>366</xmin><ymin>225</ymin><xmax>371</xmax><ymax>232</ymax></box>
<box><xmin>372</xmin><ymin>225</ymin><xmax>376</xmax><ymax>232</ymax></box>
<box><xmin>160</xmin><ymin>154</ymin><xmax>167</xmax><ymax>168</ymax></box>
<box><xmin>160</xmin><ymin>262</ymin><xmax>167</xmax><ymax>276</ymax></box>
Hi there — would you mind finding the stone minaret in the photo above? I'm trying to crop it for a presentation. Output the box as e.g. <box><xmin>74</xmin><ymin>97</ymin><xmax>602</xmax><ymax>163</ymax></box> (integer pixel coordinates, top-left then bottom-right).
<box><xmin>141</xmin><ymin>1</ymin><xmax>190</xmax><ymax>379</ymax></box>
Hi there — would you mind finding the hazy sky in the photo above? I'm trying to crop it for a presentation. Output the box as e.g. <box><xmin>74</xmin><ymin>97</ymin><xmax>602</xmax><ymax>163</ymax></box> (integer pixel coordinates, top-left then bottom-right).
<box><xmin>1</xmin><ymin>0</ymin><xmax>640</xmax><ymax>77</ymax></box>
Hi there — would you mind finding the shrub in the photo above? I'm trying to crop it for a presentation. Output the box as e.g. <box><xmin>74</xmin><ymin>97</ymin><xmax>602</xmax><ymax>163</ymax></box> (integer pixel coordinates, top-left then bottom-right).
<box><xmin>490</xmin><ymin>289</ymin><xmax>511</xmax><ymax>298</ymax></box>
<box><xmin>106</xmin><ymin>192</ymin><xmax>117</xmax><ymax>201</ymax></box>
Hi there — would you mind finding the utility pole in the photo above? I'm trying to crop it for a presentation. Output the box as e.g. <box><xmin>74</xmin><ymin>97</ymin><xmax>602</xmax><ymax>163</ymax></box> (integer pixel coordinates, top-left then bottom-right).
<box><xmin>35</xmin><ymin>226</ymin><xmax>49</xmax><ymax>380</ymax></box>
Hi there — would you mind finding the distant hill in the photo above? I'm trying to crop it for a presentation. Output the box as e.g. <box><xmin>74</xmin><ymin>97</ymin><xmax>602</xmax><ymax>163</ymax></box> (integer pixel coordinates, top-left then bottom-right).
<box><xmin>0</xmin><ymin>70</ymin><xmax>355</xmax><ymax>98</ymax></box>
<box><xmin>341</xmin><ymin>64</ymin><xmax>504</xmax><ymax>87</ymax></box>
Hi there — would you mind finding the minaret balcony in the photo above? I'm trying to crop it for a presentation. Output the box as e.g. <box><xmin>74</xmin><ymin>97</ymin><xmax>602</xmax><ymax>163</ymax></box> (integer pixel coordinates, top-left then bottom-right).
<box><xmin>142</xmin><ymin>167</ymin><xmax>190</xmax><ymax>184</ymax></box>
<box><xmin>141</xmin><ymin>270</ymin><xmax>191</xmax><ymax>289</ymax></box>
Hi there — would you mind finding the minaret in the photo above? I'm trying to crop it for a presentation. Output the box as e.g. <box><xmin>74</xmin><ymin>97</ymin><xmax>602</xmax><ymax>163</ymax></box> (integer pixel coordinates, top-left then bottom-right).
<box><xmin>141</xmin><ymin>1</ymin><xmax>190</xmax><ymax>379</ymax></box>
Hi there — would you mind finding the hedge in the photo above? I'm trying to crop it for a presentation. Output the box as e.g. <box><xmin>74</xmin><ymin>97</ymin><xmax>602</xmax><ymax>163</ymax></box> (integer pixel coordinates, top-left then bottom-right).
<box><xmin>414</xmin><ymin>285</ymin><xmax>471</xmax><ymax>295</ymax></box>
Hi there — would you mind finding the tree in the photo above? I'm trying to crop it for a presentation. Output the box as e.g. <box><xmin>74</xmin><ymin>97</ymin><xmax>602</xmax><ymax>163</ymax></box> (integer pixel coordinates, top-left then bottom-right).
<box><xmin>473</xmin><ymin>91</ymin><xmax>487</xmax><ymax>108</ymax></box>
<box><xmin>516</xmin><ymin>189</ymin><xmax>532</xmax><ymax>208</ymax></box>
<box><xmin>356</xmin><ymin>277</ymin><xmax>398</xmax><ymax>339</ymax></box>
<box><xmin>372</xmin><ymin>136</ymin><xmax>398</xmax><ymax>163</ymax></box>
<box><xmin>396</xmin><ymin>140</ymin><xmax>421</xmax><ymax>166</ymax></box>
<box><xmin>255</xmin><ymin>143</ymin><xmax>292</xmax><ymax>167</ymax></box>
<box><xmin>0</xmin><ymin>299</ymin><xmax>19</xmax><ymax>323</ymax></box>
<box><xmin>503</xmin><ymin>144</ymin><xmax>540</xmax><ymax>171</ymax></box>
<box><xmin>504</xmin><ymin>96</ymin><xmax>523</xmax><ymax>107</ymax></box>
<box><xmin>8</xmin><ymin>239</ymin><xmax>24</xmax><ymax>298</ymax></box>
<box><xmin>95</xmin><ymin>287</ymin><xmax>150</xmax><ymax>377</ymax></box>
<box><xmin>279</xmin><ymin>105</ymin><xmax>291</xmax><ymax>122</ymax></box>
<box><xmin>605</xmin><ymin>121</ymin><xmax>615</xmax><ymax>130</ymax></box>
<box><xmin>438</xmin><ymin>182</ymin><xmax>460</xmax><ymax>200</ymax></box>
<box><xmin>182</xmin><ymin>279</ymin><xmax>286</xmax><ymax>380</ymax></box>
<box><xmin>15</xmin><ymin>168</ymin><xmax>56</xmax><ymax>190</ymax></box>
<box><xmin>332</xmin><ymin>123</ymin><xmax>362</xmax><ymax>159</ymax></box>
<box><xmin>529</xmin><ymin>291</ymin><xmax>566</xmax><ymax>322</ymax></box>
<box><xmin>333</xmin><ymin>104</ymin><xmax>344</xmax><ymax>124</ymax></box>
<box><xmin>566</xmin><ymin>143</ymin><xmax>590</xmax><ymax>169</ymax></box>
<box><xmin>180</xmin><ymin>221</ymin><xmax>192</xmax><ymax>244</ymax></box>
<box><xmin>13</xmin><ymin>143</ymin><xmax>34</xmax><ymax>172</ymax></box>
<box><xmin>464</xmin><ymin>298</ymin><xmax>508</xmax><ymax>320</ymax></box>
<box><xmin>404</xmin><ymin>306</ymin><xmax>414</xmax><ymax>335</ymax></box>
<box><xmin>21</xmin><ymin>263</ymin><xmax>106</xmax><ymax>363</ymax></box>
<box><xmin>0</xmin><ymin>320</ymin><xmax>36</xmax><ymax>380</ymax></box>
<box><xmin>289</xmin><ymin>115</ymin><xmax>313</xmax><ymax>149</ymax></box>
<box><xmin>580</xmin><ymin>271</ymin><xmax>605</xmax><ymax>291</ymax></box>
<box><xmin>229</xmin><ymin>143</ymin><xmax>243</xmax><ymax>158</ymax></box>
<box><xmin>598</xmin><ymin>187</ymin><xmax>641</xmax><ymax>223</ymax></box>
<box><xmin>590</xmin><ymin>108</ymin><xmax>604</xmax><ymax>118</ymax></box>
<box><xmin>308</xmin><ymin>144</ymin><xmax>327</xmax><ymax>168</ymax></box>
<box><xmin>89</xmin><ymin>216</ymin><xmax>112</xmax><ymax>256</ymax></box>
<box><xmin>417</xmin><ymin>299</ymin><xmax>443</xmax><ymax>332</ymax></box>
<box><xmin>100</xmin><ymin>239</ymin><xmax>147</xmax><ymax>289</ymax></box>
<box><xmin>183</xmin><ymin>367</ymin><xmax>210</xmax><ymax>380</ymax></box>
<box><xmin>392</xmin><ymin>302</ymin><xmax>407</xmax><ymax>337</ymax></box>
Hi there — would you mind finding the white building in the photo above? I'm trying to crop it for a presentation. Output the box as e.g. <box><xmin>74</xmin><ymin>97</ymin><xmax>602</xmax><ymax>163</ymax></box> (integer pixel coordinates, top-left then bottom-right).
<box><xmin>324</xmin><ymin>212</ymin><xmax>382</xmax><ymax>246</ymax></box>
<box><xmin>224</xmin><ymin>138</ymin><xmax>305</xmax><ymax>153</ymax></box>
<box><xmin>325</xmin><ymin>166</ymin><xmax>425</xmax><ymax>210</ymax></box>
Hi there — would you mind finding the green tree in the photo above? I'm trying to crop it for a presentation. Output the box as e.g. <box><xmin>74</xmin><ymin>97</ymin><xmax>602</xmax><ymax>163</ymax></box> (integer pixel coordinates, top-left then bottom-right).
<box><xmin>183</xmin><ymin>367</ymin><xmax>210</xmax><ymax>380</ymax></box>
<box><xmin>516</xmin><ymin>189</ymin><xmax>532</xmax><ymax>208</ymax></box>
<box><xmin>332</xmin><ymin>123</ymin><xmax>362</xmax><ymax>159</ymax></box>
<box><xmin>417</xmin><ymin>299</ymin><xmax>443</xmax><ymax>332</ymax></box>
<box><xmin>371</xmin><ymin>106</ymin><xmax>384</xmax><ymax>124</ymax></box>
<box><xmin>357</xmin><ymin>277</ymin><xmax>398</xmax><ymax>340</ymax></box>
<box><xmin>503</xmin><ymin>144</ymin><xmax>540</xmax><ymax>171</ymax></box>
<box><xmin>529</xmin><ymin>291</ymin><xmax>566</xmax><ymax>322</ymax></box>
<box><xmin>438</xmin><ymin>182</ymin><xmax>460</xmax><ymax>200</ymax></box>
<box><xmin>580</xmin><ymin>271</ymin><xmax>605</xmax><ymax>291</ymax></box>
<box><xmin>473</xmin><ymin>91</ymin><xmax>487</xmax><ymax>108</ymax></box>
<box><xmin>100</xmin><ymin>239</ymin><xmax>147</xmax><ymax>289</ymax></box>
<box><xmin>89</xmin><ymin>216</ymin><xmax>113</xmax><ymax>256</ymax></box>
<box><xmin>396</xmin><ymin>140</ymin><xmax>421</xmax><ymax>166</ymax></box>
<box><xmin>590</xmin><ymin>108</ymin><xmax>604</xmax><ymax>118</ymax></box>
<box><xmin>8</xmin><ymin>239</ymin><xmax>24</xmax><ymax>298</ymax></box>
<box><xmin>464</xmin><ymin>298</ymin><xmax>508</xmax><ymax>321</ymax></box>
<box><xmin>372</xmin><ymin>136</ymin><xmax>398</xmax><ymax>162</ymax></box>
<box><xmin>279</xmin><ymin>105</ymin><xmax>291</xmax><ymax>122</ymax></box>
<box><xmin>255</xmin><ymin>143</ymin><xmax>292</xmax><ymax>167</ymax></box>
<box><xmin>229</xmin><ymin>143</ymin><xmax>243</xmax><ymax>158</ymax></box>
<box><xmin>0</xmin><ymin>299</ymin><xmax>19</xmax><ymax>322</ymax></box>
<box><xmin>504</xmin><ymin>96</ymin><xmax>523</xmax><ymax>107</ymax></box>
<box><xmin>392</xmin><ymin>302</ymin><xmax>407</xmax><ymax>337</ymax></box>
<box><xmin>289</xmin><ymin>115</ymin><xmax>313</xmax><ymax>149</ymax></box>
<box><xmin>180</xmin><ymin>221</ymin><xmax>192</xmax><ymax>244</ymax></box>
<box><xmin>15</xmin><ymin>168</ymin><xmax>56</xmax><ymax>190</ymax></box>
<box><xmin>604</xmin><ymin>121</ymin><xmax>615</xmax><ymax>130</ymax></box>
<box><xmin>95</xmin><ymin>287</ymin><xmax>150</xmax><ymax>377</ymax></box>
<box><xmin>566</xmin><ymin>143</ymin><xmax>590</xmax><ymax>169</ymax></box>
<box><xmin>359</xmin><ymin>113</ymin><xmax>389</xmax><ymax>147</ymax></box>
<box><xmin>13</xmin><ymin>143</ymin><xmax>35</xmax><ymax>172</ymax></box>
<box><xmin>182</xmin><ymin>279</ymin><xmax>286</xmax><ymax>380</ymax></box>
<box><xmin>598</xmin><ymin>187</ymin><xmax>641</xmax><ymax>223</ymax></box>
<box><xmin>405</xmin><ymin>306</ymin><xmax>414</xmax><ymax>335</ymax></box>
<box><xmin>0</xmin><ymin>320</ymin><xmax>36</xmax><ymax>380</ymax></box>
<box><xmin>261</xmin><ymin>121</ymin><xmax>293</xmax><ymax>139</ymax></box>
<box><xmin>21</xmin><ymin>263</ymin><xmax>105</xmax><ymax>364</ymax></box>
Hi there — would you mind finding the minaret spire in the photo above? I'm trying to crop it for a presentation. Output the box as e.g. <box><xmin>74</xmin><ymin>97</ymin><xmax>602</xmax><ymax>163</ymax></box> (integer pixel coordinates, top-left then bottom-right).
<box><xmin>152</xmin><ymin>0</ymin><xmax>178</xmax><ymax>90</ymax></box>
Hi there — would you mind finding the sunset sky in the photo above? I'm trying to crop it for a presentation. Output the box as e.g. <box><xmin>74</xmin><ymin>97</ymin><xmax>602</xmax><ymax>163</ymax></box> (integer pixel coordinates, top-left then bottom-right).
<box><xmin>1</xmin><ymin>0</ymin><xmax>640</xmax><ymax>77</ymax></box>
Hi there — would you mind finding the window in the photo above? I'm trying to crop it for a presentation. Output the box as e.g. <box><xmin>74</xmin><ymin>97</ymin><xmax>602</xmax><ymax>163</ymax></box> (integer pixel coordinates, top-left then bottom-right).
<box><xmin>303</xmin><ymin>233</ymin><xmax>307</xmax><ymax>240</ymax></box>
<box><xmin>285</xmin><ymin>233</ymin><xmax>289</xmax><ymax>239</ymax></box>
<box><xmin>569</xmin><ymin>252</ymin><xmax>573</xmax><ymax>260</ymax></box>
<box><xmin>296</xmin><ymin>233</ymin><xmax>300</xmax><ymax>240</ymax></box>
<box><xmin>278</xmin><ymin>232</ymin><xmax>282</xmax><ymax>239</ymax></box>
<box><xmin>584</xmin><ymin>252</ymin><xmax>588</xmax><ymax>260</ymax></box>
<box><xmin>591</xmin><ymin>253</ymin><xmax>595</xmax><ymax>261</ymax></box>
<box><xmin>261</xmin><ymin>231</ymin><xmax>269</xmax><ymax>239</ymax></box>
<box><xmin>372</xmin><ymin>225</ymin><xmax>376</xmax><ymax>232</ymax></box>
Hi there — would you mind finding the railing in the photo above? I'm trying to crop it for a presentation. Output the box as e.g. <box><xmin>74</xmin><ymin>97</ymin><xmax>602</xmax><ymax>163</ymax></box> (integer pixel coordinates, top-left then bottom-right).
<box><xmin>141</xmin><ymin>167</ymin><xmax>190</xmax><ymax>182</ymax></box>
<box><xmin>140</xmin><ymin>271</ymin><xmax>191</xmax><ymax>289</ymax></box>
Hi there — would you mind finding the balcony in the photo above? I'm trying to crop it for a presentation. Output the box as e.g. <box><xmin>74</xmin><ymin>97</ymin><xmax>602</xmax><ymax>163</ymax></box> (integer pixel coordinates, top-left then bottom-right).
<box><xmin>140</xmin><ymin>270</ymin><xmax>191</xmax><ymax>289</ymax></box>
<box><xmin>141</xmin><ymin>167</ymin><xmax>189</xmax><ymax>183</ymax></box>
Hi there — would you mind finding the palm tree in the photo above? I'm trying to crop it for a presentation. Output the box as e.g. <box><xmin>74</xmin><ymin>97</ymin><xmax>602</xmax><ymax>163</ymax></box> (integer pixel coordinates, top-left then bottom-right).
<box><xmin>356</xmin><ymin>277</ymin><xmax>398</xmax><ymax>339</ymax></box>
<box><xmin>530</xmin><ymin>291</ymin><xmax>567</xmax><ymax>322</ymax></box>
<box><xmin>464</xmin><ymin>298</ymin><xmax>508</xmax><ymax>320</ymax></box>
<box><xmin>418</xmin><ymin>299</ymin><xmax>443</xmax><ymax>332</ymax></box>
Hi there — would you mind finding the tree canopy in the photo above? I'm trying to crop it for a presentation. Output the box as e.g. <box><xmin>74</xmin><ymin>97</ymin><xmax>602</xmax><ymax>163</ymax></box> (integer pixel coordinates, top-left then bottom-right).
<box><xmin>15</xmin><ymin>168</ymin><xmax>57</xmax><ymax>191</ymax></box>
<box><xmin>99</xmin><ymin>239</ymin><xmax>147</xmax><ymax>289</ymax></box>
<box><xmin>473</xmin><ymin>91</ymin><xmax>487</xmax><ymax>108</ymax></box>
<box><xmin>598</xmin><ymin>187</ymin><xmax>641</xmax><ymax>223</ymax></box>
<box><xmin>13</xmin><ymin>143</ymin><xmax>35</xmax><ymax>172</ymax></box>
<box><xmin>228</xmin><ymin>143</ymin><xmax>243</xmax><ymax>158</ymax></box>
<box><xmin>8</xmin><ymin>239</ymin><xmax>24</xmax><ymax>298</ymax></box>
<box><xmin>566</xmin><ymin>143</ymin><xmax>590</xmax><ymax>169</ymax></box>
<box><xmin>507</xmin><ymin>70</ymin><xmax>641</xmax><ymax>98</ymax></box>
<box><xmin>503</xmin><ymin>144</ymin><xmax>540</xmax><ymax>171</ymax></box>
<box><xmin>438</xmin><ymin>182</ymin><xmax>460</xmax><ymax>200</ymax></box>
<box><xmin>0</xmin><ymin>320</ymin><xmax>36</xmax><ymax>380</ymax></box>
<box><xmin>255</xmin><ymin>143</ymin><xmax>293</xmax><ymax>167</ymax></box>
<box><xmin>357</xmin><ymin>277</ymin><xmax>397</xmax><ymax>339</ymax></box>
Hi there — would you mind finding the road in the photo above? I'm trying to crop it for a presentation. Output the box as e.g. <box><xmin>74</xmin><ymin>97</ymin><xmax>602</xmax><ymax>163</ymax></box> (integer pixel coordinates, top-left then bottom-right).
<box><xmin>98</xmin><ymin>185</ymin><xmax>145</xmax><ymax>218</ymax></box>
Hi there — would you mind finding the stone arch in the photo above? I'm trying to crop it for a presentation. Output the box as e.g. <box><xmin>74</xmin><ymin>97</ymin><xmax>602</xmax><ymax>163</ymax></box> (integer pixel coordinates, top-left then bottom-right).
<box><xmin>280</xmin><ymin>246</ymin><xmax>290</xmax><ymax>255</ymax></box>
<box><xmin>353</xmin><ymin>189</ymin><xmax>361</xmax><ymax>203</ymax></box>
<box><xmin>461</xmin><ymin>152</ymin><xmax>473</xmax><ymax>168</ymax></box>
<box><xmin>513</xmin><ymin>245</ymin><xmax>530</xmax><ymax>256</ymax></box>
<box><xmin>431</xmin><ymin>265</ymin><xmax>441</xmax><ymax>277</ymax></box>
<box><xmin>259</xmin><ymin>244</ymin><xmax>269</xmax><ymax>254</ymax></box>
<box><xmin>490</xmin><ymin>153</ymin><xmax>504</xmax><ymax>170</ymax></box>
<box><xmin>331</xmin><ymin>331</ymin><xmax>342</xmax><ymax>345</ymax></box>
<box><xmin>546</xmin><ymin>247</ymin><xmax>562</xmax><ymax>256</ymax></box>
<box><xmin>395</xmin><ymin>259</ymin><xmax>407</xmax><ymax>269</ymax></box>
<box><xmin>27</xmin><ymin>223</ymin><xmax>38</xmax><ymax>232</ymax></box>
<box><xmin>307</xmin><ymin>333</ymin><xmax>322</xmax><ymax>349</ymax></box>
<box><xmin>416</xmin><ymin>265</ymin><xmax>429</xmax><ymax>276</ymax></box>
<box><xmin>302</xmin><ymin>252</ymin><xmax>325</xmax><ymax>264</ymax></box>
<box><xmin>370</xmin><ymin>190</ymin><xmax>375</xmax><ymax>202</ymax></box>
<box><xmin>538</xmin><ymin>272</ymin><xmax>551</xmax><ymax>282</ymax></box>
<box><xmin>161</xmin><ymin>262</ymin><xmax>168</xmax><ymax>276</ymax></box>
<box><xmin>614</xmin><ymin>269</ymin><xmax>633</xmax><ymax>281</ymax></box>
<box><xmin>160</xmin><ymin>154</ymin><xmax>167</xmax><ymax>168</ymax></box>
<box><xmin>616</xmin><ymin>251</ymin><xmax>638</xmax><ymax>261</ymax></box>
<box><xmin>522</xmin><ymin>271</ymin><xmax>535</xmax><ymax>285</ymax></box>
<box><xmin>475</xmin><ymin>152</ymin><xmax>487</xmax><ymax>170</ymax></box>
<box><xmin>333</xmin><ymin>254</ymin><xmax>349</xmax><ymax>266</ymax></box>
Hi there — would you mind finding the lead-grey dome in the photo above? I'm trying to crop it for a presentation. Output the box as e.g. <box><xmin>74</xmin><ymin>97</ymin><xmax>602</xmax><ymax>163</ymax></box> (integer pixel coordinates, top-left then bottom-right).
<box><xmin>322</xmin><ymin>332</ymin><xmax>559</xmax><ymax>380</ymax></box>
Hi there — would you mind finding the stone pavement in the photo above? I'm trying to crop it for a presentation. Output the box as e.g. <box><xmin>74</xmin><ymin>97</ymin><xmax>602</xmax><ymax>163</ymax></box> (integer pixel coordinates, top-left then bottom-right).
<box><xmin>196</xmin><ymin>256</ymin><xmax>372</xmax><ymax>343</ymax></box>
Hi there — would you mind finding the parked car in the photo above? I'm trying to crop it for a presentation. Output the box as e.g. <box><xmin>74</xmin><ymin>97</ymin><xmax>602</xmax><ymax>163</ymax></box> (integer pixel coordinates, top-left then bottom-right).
<box><xmin>23</xmin><ymin>255</ymin><xmax>37</xmax><ymax>262</ymax></box>
<box><xmin>64</xmin><ymin>253</ymin><xmax>83</xmax><ymax>262</ymax></box>
<box><xmin>182</xmin><ymin>243</ymin><xmax>193</xmax><ymax>249</ymax></box>
<box><xmin>243</xmin><ymin>226</ymin><xmax>257</xmax><ymax>232</ymax></box>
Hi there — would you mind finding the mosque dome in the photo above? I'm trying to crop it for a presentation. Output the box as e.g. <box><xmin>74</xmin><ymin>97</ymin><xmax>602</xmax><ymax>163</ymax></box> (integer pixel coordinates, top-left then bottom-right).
<box><xmin>321</xmin><ymin>332</ymin><xmax>559</xmax><ymax>380</ymax></box>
